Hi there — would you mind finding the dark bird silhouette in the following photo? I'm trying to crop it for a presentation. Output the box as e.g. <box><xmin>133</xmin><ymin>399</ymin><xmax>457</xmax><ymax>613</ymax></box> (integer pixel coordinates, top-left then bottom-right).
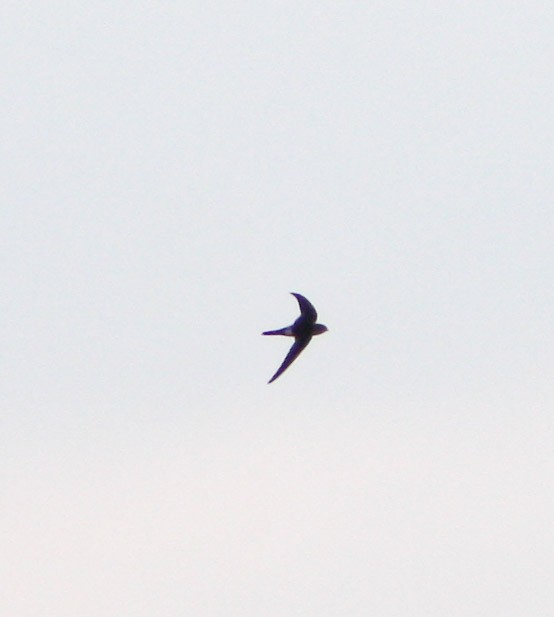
<box><xmin>263</xmin><ymin>292</ymin><xmax>328</xmax><ymax>384</ymax></box>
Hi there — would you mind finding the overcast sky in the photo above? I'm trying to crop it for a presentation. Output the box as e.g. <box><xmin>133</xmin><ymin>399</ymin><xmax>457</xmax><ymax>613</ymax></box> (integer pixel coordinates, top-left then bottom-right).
<box><xmin>3</xmin><ymin>2</ymin><xmax>554</xmax><ymax>616</ymax></box>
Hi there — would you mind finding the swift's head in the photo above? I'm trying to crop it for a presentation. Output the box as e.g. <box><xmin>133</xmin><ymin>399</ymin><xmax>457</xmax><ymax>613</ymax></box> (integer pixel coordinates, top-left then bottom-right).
<box><xmin>312</xmin><ymin>323</ymin><xmax>328</xmax><ymax>336</ymax></box>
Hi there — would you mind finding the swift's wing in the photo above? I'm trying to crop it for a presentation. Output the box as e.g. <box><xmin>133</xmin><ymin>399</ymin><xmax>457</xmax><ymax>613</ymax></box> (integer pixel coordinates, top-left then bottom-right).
<box><xmin>267</xmin><ymin>335</ymin><xmax>312</xmax><ymax>384</ymax></box>
<box><xmin>291</xmin><ymin>293</ymin><xmax>317</xmax><ymax>323</ymax></box>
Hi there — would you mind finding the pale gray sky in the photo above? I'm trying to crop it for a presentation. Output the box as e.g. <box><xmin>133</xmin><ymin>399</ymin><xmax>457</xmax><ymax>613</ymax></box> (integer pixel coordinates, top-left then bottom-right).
<box><xmin>3</xmin><ymin>2</ymin><xmax>554</xmax><ymax>615</ymax></box>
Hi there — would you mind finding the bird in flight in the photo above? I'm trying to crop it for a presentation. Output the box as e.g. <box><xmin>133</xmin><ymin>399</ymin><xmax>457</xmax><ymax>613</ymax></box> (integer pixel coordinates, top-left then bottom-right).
<box><xmin>263</xmin><ymin>292</ymin><xmax>328</xmax><ymax>384</ymax></box>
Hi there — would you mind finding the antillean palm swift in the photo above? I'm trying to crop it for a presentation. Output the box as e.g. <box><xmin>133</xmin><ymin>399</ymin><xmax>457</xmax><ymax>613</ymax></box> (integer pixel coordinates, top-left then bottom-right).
<box><xmin>263</xmin><ymin>293</ymin><xmax>328</xmax><ymax>384</ymax></box>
